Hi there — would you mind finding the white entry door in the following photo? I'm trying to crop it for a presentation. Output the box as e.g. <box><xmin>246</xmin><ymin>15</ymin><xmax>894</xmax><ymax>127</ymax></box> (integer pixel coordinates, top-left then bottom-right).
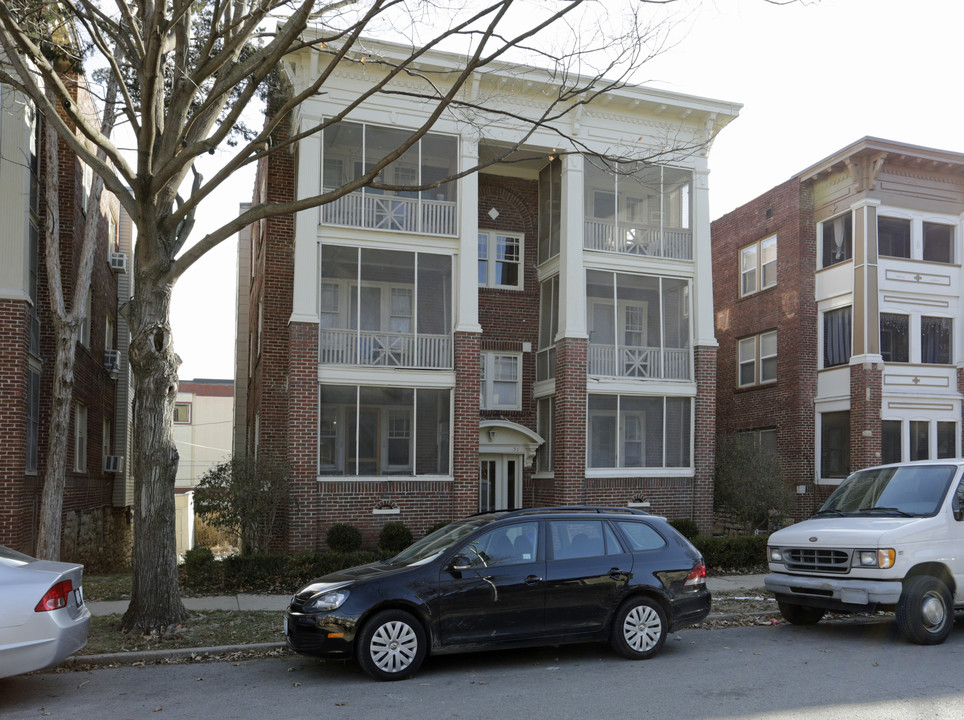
<box><xmin>478</xmin><ymin>454</ymin><xmax>522</xmax><ymax>512</ymax></box>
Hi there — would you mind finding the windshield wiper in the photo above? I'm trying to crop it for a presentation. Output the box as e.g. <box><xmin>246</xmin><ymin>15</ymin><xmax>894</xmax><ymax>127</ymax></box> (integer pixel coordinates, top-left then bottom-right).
<box><xmin>854</xmin><ymin>507</ymin><xmax>915</xmax><ymax>517</ymax></box>
<box><xmin>814</xmin><ymin>508</ymin><xmax>848</xmax><ymax>516</ymax></box>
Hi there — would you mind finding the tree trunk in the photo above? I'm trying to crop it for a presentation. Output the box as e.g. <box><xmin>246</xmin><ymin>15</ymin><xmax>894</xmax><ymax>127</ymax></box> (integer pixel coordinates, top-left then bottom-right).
<box><xmin>121</xmin><ymin>273</ymin><xmax>189</xmax><ymax>632</ymax></box>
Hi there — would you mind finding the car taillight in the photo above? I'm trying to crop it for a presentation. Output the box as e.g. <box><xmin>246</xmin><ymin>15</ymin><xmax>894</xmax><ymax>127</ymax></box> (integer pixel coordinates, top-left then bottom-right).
<box><xmin>35</xmin><ymin>580</ymin><xmax>73</xmax><ymax>612</ymax></box>
<box><xmin>683</xmin><ymin>561</ymin><xmax>707</xmax><ymax>587</ymax></box>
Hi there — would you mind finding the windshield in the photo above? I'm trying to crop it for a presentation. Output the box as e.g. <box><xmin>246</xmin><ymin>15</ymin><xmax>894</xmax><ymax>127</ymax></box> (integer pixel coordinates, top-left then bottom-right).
<box><xmin>818</xmin><ymin>464</ymin><xmax>958</xmax><ymax>517</ymax></box>
<box><xmin>390</xmin><ymin>516</ymin><xmax>498</xmax><ymax>565</ymax></box>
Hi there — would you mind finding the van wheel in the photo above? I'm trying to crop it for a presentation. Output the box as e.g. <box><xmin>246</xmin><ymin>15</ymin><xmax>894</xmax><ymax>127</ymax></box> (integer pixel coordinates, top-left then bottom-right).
<box><xmin>610</xmin><ymin>597</ymin><xmax>667</xmax><ymax>659</ymax></box>
<box><xmin>778</xmin><ymin>602</ymin><xmax>825</xmax><ymax>625</ymax></box>
<box><xmin>896</xmin><ymin>576</ymin><xmax>954</xmax><ymax>645</ymax></box>
<box><xmin>356</xmin><ymin>610</ymin><xmax>427</xmax><ymax>681</ymax></box>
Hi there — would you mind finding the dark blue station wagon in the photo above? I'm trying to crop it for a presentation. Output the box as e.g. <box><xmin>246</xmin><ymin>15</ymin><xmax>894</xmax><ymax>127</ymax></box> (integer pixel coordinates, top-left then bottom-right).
<box><xmin>284</xmin><ymin>507</ymin><xmax>710</xmax><ymax>680</ymax></box>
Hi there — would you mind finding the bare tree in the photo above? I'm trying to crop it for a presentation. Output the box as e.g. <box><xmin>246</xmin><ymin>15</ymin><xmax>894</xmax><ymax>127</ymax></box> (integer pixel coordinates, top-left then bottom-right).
<box><xmin>0</xmin><ymin>0</ymin><xmax>738</xmax><ymax>631</ymax></box>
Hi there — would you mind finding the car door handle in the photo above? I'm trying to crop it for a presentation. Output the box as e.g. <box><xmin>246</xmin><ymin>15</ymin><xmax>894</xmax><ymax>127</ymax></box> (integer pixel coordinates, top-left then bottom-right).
<box><xmin>609</xmin><ymin>568</ymin><xmax>629</xmax><ymax>580</ymax></box>
<box><xmin>524</xmin><ymin>575</ymin><xmax>543</xmax><ymax>585</ymax></box>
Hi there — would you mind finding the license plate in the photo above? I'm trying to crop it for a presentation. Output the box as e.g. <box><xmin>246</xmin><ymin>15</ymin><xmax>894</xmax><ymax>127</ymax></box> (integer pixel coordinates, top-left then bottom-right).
<box><xmin>74</xmin><ymin>586</ymin><xmax>84</xmax><ymax>607</ymax></box>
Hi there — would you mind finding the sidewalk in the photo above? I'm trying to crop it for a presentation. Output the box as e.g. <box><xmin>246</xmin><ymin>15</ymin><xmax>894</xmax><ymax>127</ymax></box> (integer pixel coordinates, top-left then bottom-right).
<box><xmin>85</xmin><ymin>573</ymin><xmax>769</xmax><ymax>616</ymax></box>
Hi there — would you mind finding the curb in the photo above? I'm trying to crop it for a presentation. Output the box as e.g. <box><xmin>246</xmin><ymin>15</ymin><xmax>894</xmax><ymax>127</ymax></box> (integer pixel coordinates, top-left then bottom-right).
<box><xmin>65</xmin><ymin>642</ymin><xmax>288</xmax><ymax>669</ymax></box>
<box><xmin>64</xmin><ymin>611</ymin><xmax>782</xmax><ymax>670</ymax></box>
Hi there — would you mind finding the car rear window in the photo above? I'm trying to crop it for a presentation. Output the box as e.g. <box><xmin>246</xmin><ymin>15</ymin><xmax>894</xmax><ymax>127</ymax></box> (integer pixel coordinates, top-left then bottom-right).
<box><xmin>614</xmin><ymin>521</ymin><xmax>666</xmax><ymax>552</ymax></box>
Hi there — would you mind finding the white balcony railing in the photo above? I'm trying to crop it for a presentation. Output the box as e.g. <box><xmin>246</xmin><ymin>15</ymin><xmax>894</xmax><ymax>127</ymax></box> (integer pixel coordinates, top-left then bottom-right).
<box><xmin>584</xmin><ymin>219</ymin><xmax>693</xmax><ymax>260</ymax></box>
<box><xmin>320</xmin><ymin>329</ymin><xmax>452</xmax><ymax>369</ymax></box>
<box><xmin>588</xmin><ymin>344</ymin><xmax>690</xmax><ymax>380</ymax></box>
<box><xmin>321</xmin><ymin>189</ymin><xmax>458</xmax><ymax>236</ymax></box>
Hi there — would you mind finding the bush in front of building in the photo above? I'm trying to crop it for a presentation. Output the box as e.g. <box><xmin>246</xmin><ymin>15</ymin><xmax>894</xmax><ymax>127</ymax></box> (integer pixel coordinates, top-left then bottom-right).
<box><xmin>714</xmin><ymin>434</ymin><xmax>793</xmax><ymax>534</ymax></box>
<box><xmin>379</xmin><ymin>522</ymin><xmax>413</xmax><ymax>554</ymax></box>
<box><xmin>692</xmin><ymin>535</ymin><xmax>769</xmax><ymax>572</ymax></box>
<box><xmin>669</xmin><ymin>518</ymin><xmax>700</xmax><ymax>540</ymax></box>
<box><xmin>183</xmin><ymin>546</ymin><xmax>218</xmax><ymax>590</ymax></box>
<box><xmin>326</xmin><ymin>523</ymin><xmax>363</xmax><ymax>552</ymax></box>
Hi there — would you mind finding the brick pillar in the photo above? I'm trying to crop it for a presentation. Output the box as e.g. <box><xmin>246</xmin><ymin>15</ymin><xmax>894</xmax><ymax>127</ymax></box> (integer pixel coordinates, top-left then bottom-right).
<box><xmin>552</xmin><ymin>337</ymin><xmax>587</xmax><ymax>505</ymax></box>
<box><xmin>453</xmin><ymin>331</ymin><xmax>481</xmax><ymax>518</ymax></box>
<box><xmin>850</xmin><ymin>360</ymin><xmax>883</xmax><ymax>472</ymax></box>
<box><xmin>693</xmin><ymin>345</ymin><xmax>716</xmax><ymax>534</ymax></box>
<box><xmin>0</xmin><ymin>300</ymin><xmax>30</xmax><ymax>550</ymax></box>
<box><xmin>286</xmin><ymin>322</ymin><xmax>319</xmax><ymax>552</ymax></box>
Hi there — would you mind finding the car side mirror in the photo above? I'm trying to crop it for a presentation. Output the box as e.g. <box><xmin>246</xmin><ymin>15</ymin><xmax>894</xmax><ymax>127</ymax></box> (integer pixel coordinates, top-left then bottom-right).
<box><xmin>953</xmin><ymin>493</ymin><xmax>964</xmax><ymax>522</ymax></box>
<box><xmin>450</xmin><ymin>555</ymin><xmax>472</xmax><ymax>572</ymax></box>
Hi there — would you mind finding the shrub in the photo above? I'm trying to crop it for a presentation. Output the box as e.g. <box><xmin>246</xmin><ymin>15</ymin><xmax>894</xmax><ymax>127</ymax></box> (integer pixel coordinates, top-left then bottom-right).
<box><xmin>183</xmin><ymin>546</ymin><xmax>218</xmax><ymax>589</ymax></box>
<box><xmin>715</xmin><ymin>434</ymin><xmax>793</xmax><ymax>534</ymax></box>
<box><xmin>326</xmin><ymin>523</ymin><xmax>363</xmax><ymax>552</ymax></box>
<box><xmin>693</xmin><ymin>535</ymin><xmax>769</xmax><ymax>572</ymax></box>
<box><xmin>193</xmin><ymin>452</ymin><xmax>293</xmax><ymax>555</ymax></box>
<box><xmin>379</xmin><ymin>522</ymin><xmax>413</xmax><ymax>554</ymax></box>
<box><xmin>669</xmin><ymin>518</ymin><xmax>700</xmax><ymax>540</ymax></box>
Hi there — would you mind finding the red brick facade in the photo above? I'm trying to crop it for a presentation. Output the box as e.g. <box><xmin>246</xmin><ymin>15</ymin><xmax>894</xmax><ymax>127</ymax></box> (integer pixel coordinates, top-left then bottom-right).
<box><xmin>246</xmin><ymin>125</ymin><xmax>718</xmax><ymax>549</ymax></box>
<box><xmin>712</xmin><ymin>177</ymin><xmax>821</xmax><ymax>519</ymax></box>
<box><xmin>0</xmin><ymin>80</ymin><xmax>129</xmax><ymax>567</ymax></box>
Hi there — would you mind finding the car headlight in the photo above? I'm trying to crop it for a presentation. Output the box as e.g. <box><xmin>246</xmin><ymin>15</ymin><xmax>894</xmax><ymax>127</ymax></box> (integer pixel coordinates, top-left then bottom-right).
<box><xmin>296</xmin><ymin>582</ymin><xmax>350</xmax><ymax>613</ymax></box>
<box><xmin>769</xmin><ymin>547</ymin><xmax>783</xmax><ymax>563</ymax></box>
<box><xmin>854</xmin><ymin>549</ymin><xmax>896</xmax><ymax>569</ymax></box>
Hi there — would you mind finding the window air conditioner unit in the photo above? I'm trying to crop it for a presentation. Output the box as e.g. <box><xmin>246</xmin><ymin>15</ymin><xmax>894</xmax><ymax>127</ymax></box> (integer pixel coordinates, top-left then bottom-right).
<box><xmin>104</xmin><ymin>455</ymin><xmax>124</xmax><ymax>473</ymax></box>
<box><xmin>109</xmin><ymin>252</ymin><xmax>128</xmax><ymax>273</ymax></box>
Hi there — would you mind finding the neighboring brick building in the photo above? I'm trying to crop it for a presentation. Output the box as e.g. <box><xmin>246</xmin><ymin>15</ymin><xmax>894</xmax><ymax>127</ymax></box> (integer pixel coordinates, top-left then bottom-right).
<box><xmin>713</xmin><ymin>137</ymin><xmax>964</xmax><ymax>519</ymax></box>
<box><xmin>236</xmin><ymin>38</ymin><xmax>740</xmax><ymax>547</ymax></box>
<box><xmin>0</xmin><ymin>80</ymin><xmax>132</xmax><ymax>567</ymax></box>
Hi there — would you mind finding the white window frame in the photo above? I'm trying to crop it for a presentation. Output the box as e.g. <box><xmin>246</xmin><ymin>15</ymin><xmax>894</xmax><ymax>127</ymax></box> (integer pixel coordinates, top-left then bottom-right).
<box><xmin>738</xmin><ymin>331</ymin><xmax>777</xmax><ymax>387</ymax></box>
<box><xmin>385</xmin><ymin>408</ymin><xmax>413</xmax><ymax>470</ymax></box>
<box><xmin>481</xmin><ymin>352</ymin><xmax>522</xmax><ymax>411</ymax></box>
<box><xmin>174</xmin><ymin>401</ymin><xmax>192</xmax><ymax>424</ymax></box>
<box><xmin>478</xmin><ymin>230</ymin><xmax>523</xmax><ymax>290</ymax></box>
<box><xmin>740</xmin><ymin>235</ymin><xmax>777</xmax><ymax>297</ymax></box>
<box><xmin>74</xmin><ymin>404</ymin><xmax>87</xmax><ymax>472</ymax></box>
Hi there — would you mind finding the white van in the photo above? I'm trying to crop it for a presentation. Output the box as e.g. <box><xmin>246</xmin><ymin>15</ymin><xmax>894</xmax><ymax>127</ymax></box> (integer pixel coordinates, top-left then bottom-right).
<box><xmin>765</xmin><ymin>460</ymin><xmax>964</xmax><ymax>645</ymax></box>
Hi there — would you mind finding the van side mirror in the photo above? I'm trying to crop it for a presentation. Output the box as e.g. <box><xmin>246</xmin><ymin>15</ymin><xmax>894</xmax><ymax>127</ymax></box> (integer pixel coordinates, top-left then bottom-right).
<box><xmin>953</xmin><ymin>489</ymin><xmax>964</xmax><ymax>521</ymax></box>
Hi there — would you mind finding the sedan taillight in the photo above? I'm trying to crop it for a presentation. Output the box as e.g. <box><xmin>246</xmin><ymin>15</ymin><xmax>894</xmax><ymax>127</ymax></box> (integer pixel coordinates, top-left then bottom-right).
<box><xmin>683</xmin><ymin>561</ymin><xmax>707</xmax><ymax>587</ymax></box>
<box><xmin>35</xmin><ymin>580</ymin><xmax>73</xmax><ymax>612</ymax></box>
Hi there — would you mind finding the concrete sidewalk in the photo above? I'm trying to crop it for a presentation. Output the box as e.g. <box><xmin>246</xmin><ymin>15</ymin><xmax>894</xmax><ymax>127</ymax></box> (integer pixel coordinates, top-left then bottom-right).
<box><xmin>86</xmin><ymin>574</ymin><xmax>768</xmax><ymax>617</ymax></box>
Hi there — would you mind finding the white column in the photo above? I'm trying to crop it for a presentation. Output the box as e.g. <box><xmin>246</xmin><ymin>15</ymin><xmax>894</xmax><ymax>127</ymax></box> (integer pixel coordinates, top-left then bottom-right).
<box><xmin>692</xmin><ymin>161</ymin><xmax>716</xmax><ymax>348</ymax></box>
<box><xmin>290</xmin><ymin>121</ymin><xmax>321</xmax><ymax>325</ymax></box>
<box><xmin>455</xmin><ymin>136</ymin><xmax>483</xmax><ymax>333</ymax></box>
<box><xmin>558</xmin><ymin>153</ymin><xmax>587</xmax><ymax>340</ymax></box>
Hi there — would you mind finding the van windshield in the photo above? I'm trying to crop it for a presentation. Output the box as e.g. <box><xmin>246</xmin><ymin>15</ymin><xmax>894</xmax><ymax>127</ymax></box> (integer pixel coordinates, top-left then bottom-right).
<box><xmin>818</xmin><ymin>465</ymin><xmax>958</xmax><ymax>517</ymax></box>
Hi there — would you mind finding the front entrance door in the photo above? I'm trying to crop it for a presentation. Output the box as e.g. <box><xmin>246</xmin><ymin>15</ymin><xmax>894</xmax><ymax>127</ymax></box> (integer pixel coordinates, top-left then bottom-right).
<box><xmin>478</xmin><ymin>455</ymin><xmax>522</xmax><ymax>512</ymax></box>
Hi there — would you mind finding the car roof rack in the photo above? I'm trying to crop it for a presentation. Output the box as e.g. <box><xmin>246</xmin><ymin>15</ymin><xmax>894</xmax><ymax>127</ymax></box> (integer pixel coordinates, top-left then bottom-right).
<box><xmin>500</xmin><ymin>506</ymin><xmax>650</xmax><ymax>518</ymax></box>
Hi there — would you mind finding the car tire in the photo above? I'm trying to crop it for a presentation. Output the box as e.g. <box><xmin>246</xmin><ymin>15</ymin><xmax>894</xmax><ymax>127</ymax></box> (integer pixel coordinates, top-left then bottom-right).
<box><xmin>610</xmin><ymin>596</ymin><xmax>667</xmax><ymax>660</ymax></box>
<box><xmin>777</xmin><ymin>602</ymin><xmax>826</xmax><ymax>625</ymax></box>
<box><xmin>896</xmin><ymin>576</ymin><xmax>954</xmax><ymax>645</ymax></box>
<box><xmin>356</xmin><ymin>609</ymin><xmax>427</xmax><ymax>681</ymax></box>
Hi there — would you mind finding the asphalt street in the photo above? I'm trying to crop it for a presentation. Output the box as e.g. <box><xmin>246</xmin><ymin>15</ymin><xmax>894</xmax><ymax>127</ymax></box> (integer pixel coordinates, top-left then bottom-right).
<box><xmin>3</xmin><ymin>615</ymin><xmax>964</xmax><ymax>720</ymax></box>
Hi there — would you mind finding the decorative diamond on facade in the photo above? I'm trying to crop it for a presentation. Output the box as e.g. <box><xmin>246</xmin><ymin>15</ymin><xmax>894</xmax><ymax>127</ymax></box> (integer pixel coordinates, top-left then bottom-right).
<box><xmin>488</xmin><ymin>207</ymin><xmax>499</xmax><ymax>220</ymax></box>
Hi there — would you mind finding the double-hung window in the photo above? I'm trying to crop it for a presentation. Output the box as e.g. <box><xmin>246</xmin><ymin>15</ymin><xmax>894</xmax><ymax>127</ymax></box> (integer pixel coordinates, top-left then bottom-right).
<box><xmin>738</xmin><ymin>331</ymin><xmax>777</xmax><ymax>387</ymax></box>
<box><xmin>823</xmin><ymin>307</ymin><xmax>852</xmax><ymax>368</ymax></box>
<box><xmin>740</xmin><ymin>235</ymin><xmax>776</xmax><ymax>296</ymax></box>
<box><xmin>478</xmin><ymin>231</ymin><xmax>522</xmax><ymax>289</ymax></box>
<box><xmin>821</xmin><ymin>213</ymin><xmax>852</xmax><ymax>267</ymax></box>
<box><xmin>481</xmin><ymin>352</ymin><xmax>522</xmax><ymax>410</ymax></box>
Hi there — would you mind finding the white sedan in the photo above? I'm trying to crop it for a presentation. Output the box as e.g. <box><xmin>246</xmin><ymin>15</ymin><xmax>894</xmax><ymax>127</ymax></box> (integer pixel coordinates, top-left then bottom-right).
<box><xmin>0</xmin><ymin>545</ymin><xmax>91</xmax><ymax>678</ymax></box>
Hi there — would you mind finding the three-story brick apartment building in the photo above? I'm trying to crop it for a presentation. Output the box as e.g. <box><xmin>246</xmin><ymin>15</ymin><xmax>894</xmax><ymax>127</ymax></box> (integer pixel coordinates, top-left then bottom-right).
<box><xmin>713</xmin><ymin>137</ymin><xmax>964</xmax><ymax>518</ymax></box>
<box><xmin>0</xmin><ymin>80</ymin><xmax>132</xmax><ymax>566</ymax></box>
<box><xmin>236</xmin><ymin>37</ymin><xmax>740</xmax><ymax>548</ymax></box>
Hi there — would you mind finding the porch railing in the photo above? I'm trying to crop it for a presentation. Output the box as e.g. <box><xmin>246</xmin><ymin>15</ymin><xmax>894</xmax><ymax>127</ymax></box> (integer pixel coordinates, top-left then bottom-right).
<box><xmin>321</xmin><ymin>189</ymin><xmax>458</xmax><ymax>236</ymax></box>
<box><xmin>587</xmin><ymin>344</ymin><xmax>691</xmax><ymax>380</ymax></box>
<box><xmin>320</xmin><ymin>328</ymin><xmax>452</xmax><ymax>369</ymax></box>
<box><xmin>584</xmin><ymin>219</ymin><xmax>693</xmax><ymax>260</ymax></box>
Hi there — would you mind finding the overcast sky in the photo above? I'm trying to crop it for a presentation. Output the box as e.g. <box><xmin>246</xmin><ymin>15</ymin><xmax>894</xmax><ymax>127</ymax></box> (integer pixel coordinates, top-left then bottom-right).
<box><xmin>170</xmin><ymin>0</ymin><xmax>964</xmax><ymax>380</ymax></box>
